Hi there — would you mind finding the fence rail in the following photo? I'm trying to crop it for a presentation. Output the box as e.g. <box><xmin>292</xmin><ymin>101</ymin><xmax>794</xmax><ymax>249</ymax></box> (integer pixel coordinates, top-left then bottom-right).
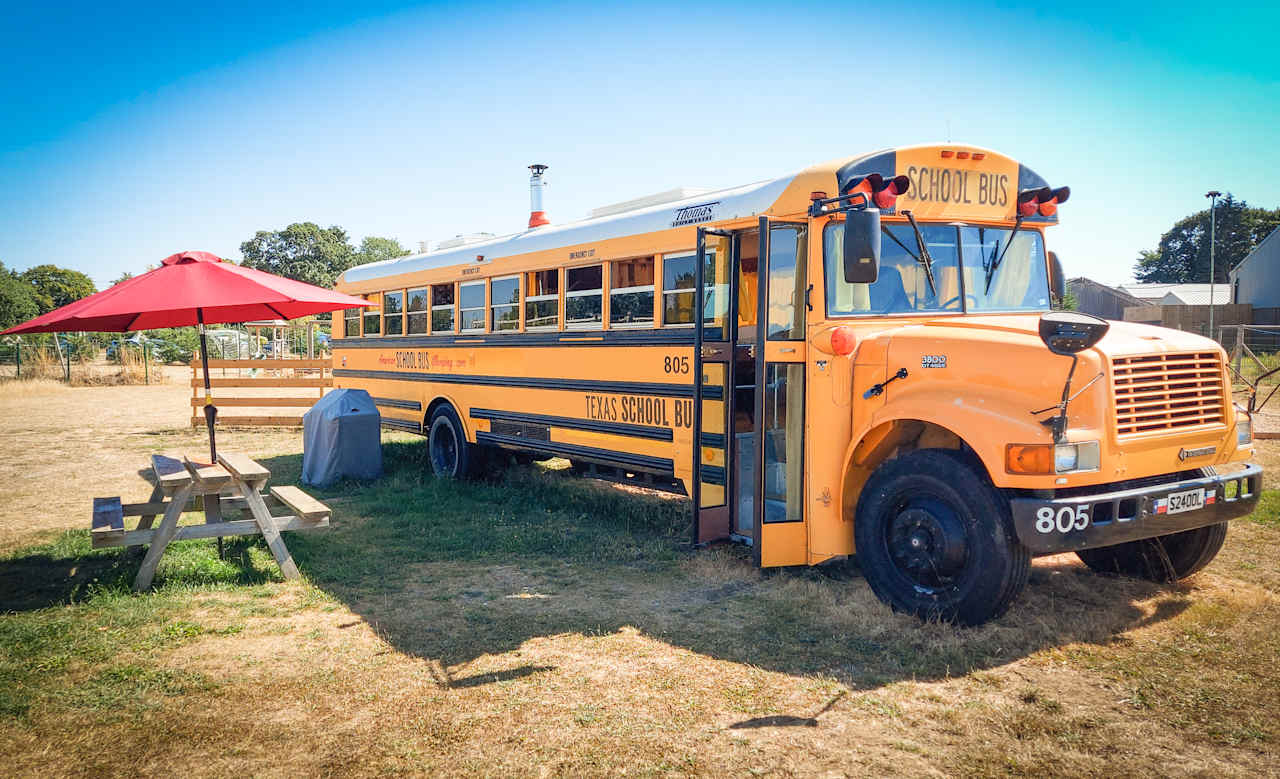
<box><xmin>190</xmin><ymin>357</ymin><xmax>331</xmax><ymax>427</ymax></box>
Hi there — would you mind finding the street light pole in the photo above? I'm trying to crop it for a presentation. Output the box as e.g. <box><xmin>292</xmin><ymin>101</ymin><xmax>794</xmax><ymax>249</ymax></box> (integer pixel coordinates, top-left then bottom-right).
<box><xmin>1205</xmin><ymin>190</ymin><xmax>1221</xmax><ymax>340</ymax></box>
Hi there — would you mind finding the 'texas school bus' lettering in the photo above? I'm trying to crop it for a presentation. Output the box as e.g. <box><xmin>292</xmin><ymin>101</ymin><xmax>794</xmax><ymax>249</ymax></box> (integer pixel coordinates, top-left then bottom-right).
<box><xmin>585</xmin><ymin>395</ymin><xmax>694</xmax><ymax>428</ymax></box>
<box><xmin>900</xmin><ymin>166</ymin><xmax>1010</xmax><ymax>207</ymax></box>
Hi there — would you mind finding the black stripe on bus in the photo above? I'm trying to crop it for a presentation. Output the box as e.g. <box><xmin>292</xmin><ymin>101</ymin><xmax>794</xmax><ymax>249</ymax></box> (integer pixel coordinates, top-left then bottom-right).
<box><xmin>332</xmin><ymin>368</ymin><xmax>722</xmax><ymax>399</ymax></box>
<box><xmin>700</xmin><ymin>432</ymin><xmax>726</xmax><ymax>449</ymax></box>
<box><xmin>475</xmin><ymin>432</ymin><xmax>674</xmax><ymax>474</ymax></box>
<box><xmin>471</xmin><ymin>408</ymin><xmax>673</xmax><ymax>441</ymax></box>
<box><xmin>371</xmin><ymin>397</ymin><xmax>422</xmax><ymax>411</ymax></box>
<box><xmin>332</xmin><ymin>328</ymin><xmax>698</xmax><ymax>350</ymax></box>
<box><xmin>700</xmin><ymin>465</ymin><xmax>726</xmax><ymax>486</ymax></box>
<box><xmin>381</xmin><ymin>417</ymin><xmax>423</xmax><ymax>433</ymax></box>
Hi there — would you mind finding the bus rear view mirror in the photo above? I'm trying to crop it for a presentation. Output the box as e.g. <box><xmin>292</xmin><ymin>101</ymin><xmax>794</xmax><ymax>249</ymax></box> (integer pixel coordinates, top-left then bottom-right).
<box><xmin>843</xmin><ymin>208</ymin><xmax>881</xmax><ymax>284</ymax></box>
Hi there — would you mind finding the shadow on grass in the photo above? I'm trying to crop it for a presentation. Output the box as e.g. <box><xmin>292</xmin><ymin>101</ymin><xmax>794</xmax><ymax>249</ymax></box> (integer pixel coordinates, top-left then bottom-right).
<box><xmin>2</xmin><ymin>439</ymin><xmax>1195</xmax><ymax>693</ymax></box>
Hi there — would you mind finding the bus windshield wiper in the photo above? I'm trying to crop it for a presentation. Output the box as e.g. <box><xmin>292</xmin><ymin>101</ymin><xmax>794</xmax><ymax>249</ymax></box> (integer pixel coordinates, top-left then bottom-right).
<box><xmin>985</xmin><ymin>215</ymin><xmax>1023</xmax><ymax>294</ymax></box>
<box><xmin>900</xmin><ymin>211</ymin><xmax>936</xmax><ymax>296</ymax></box>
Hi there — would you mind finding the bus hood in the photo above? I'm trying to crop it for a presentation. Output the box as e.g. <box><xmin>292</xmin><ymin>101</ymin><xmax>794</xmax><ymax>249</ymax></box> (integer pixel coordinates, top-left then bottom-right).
<box><xmin>916</xmin><ymin>315</ymin><xmax>1224</xmax><ymax>359</ymax></box>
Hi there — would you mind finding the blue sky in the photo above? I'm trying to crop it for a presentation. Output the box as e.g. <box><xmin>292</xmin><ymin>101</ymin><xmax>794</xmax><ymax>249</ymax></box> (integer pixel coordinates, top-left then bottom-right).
<box><xmin>2</xmin><ymin>0</ymin><xmax>1278</xmax><ymax>288</ymax></box>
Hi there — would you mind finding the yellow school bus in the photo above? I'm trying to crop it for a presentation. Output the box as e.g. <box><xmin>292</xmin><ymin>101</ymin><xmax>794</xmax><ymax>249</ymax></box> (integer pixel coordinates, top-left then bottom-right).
<box><xmin>332</xmin><ymin>145</ymin><xmax>1261</xmax><ymax>624</ymax></box>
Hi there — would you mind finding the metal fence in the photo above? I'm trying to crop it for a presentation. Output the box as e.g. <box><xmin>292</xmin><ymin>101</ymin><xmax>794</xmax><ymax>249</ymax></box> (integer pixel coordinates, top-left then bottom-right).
<box><xmin>0</xmin><ymin>319</ymin><xmax>331</xmax><ymax>384</ymax></box>
<box><xmin>1219</xmin><ymin>325</ymin><xmax>1280</xmax><ymax>416</ymax></box>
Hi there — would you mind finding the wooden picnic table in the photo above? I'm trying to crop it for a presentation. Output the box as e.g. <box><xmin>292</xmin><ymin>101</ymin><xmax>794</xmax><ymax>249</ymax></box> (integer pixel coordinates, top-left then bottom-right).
<box><xmin>90</xmin><ymin>452</ymin><xmax>331</xmax><ymax>591</ymax></box>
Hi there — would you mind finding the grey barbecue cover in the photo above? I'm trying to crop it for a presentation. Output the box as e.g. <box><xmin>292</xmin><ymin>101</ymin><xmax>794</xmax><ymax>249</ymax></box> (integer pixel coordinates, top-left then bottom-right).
<box><xmin>302</xmin><ymin>389</ymin><xmax>383</xmax><ymax>486</ymax></box>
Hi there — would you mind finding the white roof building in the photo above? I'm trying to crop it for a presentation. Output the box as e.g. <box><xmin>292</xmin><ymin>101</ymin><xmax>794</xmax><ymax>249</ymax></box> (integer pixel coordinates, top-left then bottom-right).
<box><xmin>1116</xmin><ymin>283</ymin><xmax>1231</xmax><ymax>306</ymax></box>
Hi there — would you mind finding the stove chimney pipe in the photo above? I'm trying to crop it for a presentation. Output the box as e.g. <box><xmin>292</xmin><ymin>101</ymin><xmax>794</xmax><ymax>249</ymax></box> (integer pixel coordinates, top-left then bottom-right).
<box><xmin>528</xmin><ymin>164</ymin><xmax>549</xmax><ymax>229</ymax></box>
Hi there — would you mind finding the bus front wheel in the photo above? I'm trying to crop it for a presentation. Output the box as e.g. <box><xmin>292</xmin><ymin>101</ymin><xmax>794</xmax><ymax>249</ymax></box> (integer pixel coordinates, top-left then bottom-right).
<box><xmin>854</xmin><ymin>449</ymin><xmax>1030</xmax><ymax>626</ymax></box>
<box><xmin>427</xmin><ymin>406</ymin><xmax>476</xmax><ymax>479</ymax></box>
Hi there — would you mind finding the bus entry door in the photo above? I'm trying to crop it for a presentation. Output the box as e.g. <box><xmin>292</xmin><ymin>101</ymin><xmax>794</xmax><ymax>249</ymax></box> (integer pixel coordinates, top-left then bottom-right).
<box><xmin>693</xmin><ymin>227</ymin><xmax>736</xmax><ymax>544</ymax></box>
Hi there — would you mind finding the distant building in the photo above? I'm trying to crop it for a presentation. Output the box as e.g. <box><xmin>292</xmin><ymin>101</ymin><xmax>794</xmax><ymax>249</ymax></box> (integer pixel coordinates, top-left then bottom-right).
<box><xmin>1067</xmin><ymin>277</ymin><xmax>1142</xmax><ymax>319</ymax></box>
<box><xmin>1229</xmin><ymin>225</ymin><xmax>1280</xmax><ymax>307</ymax></box>
<box><xmin>1116</xmin><ymin>282</ymin><xmax>1231</xmax><ymax>306</ymax></box>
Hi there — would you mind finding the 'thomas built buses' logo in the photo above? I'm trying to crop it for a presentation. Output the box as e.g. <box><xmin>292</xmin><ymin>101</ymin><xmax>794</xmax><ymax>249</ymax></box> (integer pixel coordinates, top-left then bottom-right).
<box><xmin>672</xmin><ymin>201</ymin><xmax>719</xmax><ymax>227</ymax></box>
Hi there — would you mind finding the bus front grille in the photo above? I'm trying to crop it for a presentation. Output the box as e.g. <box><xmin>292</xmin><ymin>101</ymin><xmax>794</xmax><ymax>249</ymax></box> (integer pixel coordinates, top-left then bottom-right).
<box><xmin>1111</xmin><ymin>351</ymin><xmax>1227</xmax><ymax>436</ymax></box>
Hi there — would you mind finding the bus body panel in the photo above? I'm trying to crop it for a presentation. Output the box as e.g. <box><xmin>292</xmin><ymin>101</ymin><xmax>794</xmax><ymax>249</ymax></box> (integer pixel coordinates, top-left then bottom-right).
<box><xmin>332</xmin><ymin>143</ymin><xmax>1260</xmax><ymax>581</ymax></box>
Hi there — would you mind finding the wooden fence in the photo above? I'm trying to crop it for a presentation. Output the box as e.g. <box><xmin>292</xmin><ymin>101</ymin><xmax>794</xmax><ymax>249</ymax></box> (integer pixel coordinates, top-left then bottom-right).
<box><xmin>190</xmin><ymin>358</ymin><xmax>331</xmax><ymax>427</ymax></box>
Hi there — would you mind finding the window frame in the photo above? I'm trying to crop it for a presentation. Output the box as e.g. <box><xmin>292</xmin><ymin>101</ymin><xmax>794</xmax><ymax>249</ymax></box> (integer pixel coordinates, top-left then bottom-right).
<box><xmin>564</xmin><ymin>263</ymin><xmax>604</xmax><ymax>330</ymax></box>
<box><xmin>362</xmin><ymin>293</ymin><xmax>382</xmax><ymax>336</ymax></box>
<box><xmin>382</xmin><ymin>289</ymin><xmax>405</xmax><ymax>336</ymax></box>
<box><xmin>610</xmin><ymin>256</ymin><xmax>656</xmax><ymax>329</ymax></box>
<box><xmin>661</xmin><ymin>251</ymin><xmax>701</xmax><ymax>328</ymax></box>
<box><xmin>458</xmin><ymin>280</ymin><xmax>486</xmax><ymax>333</ymax></box>
<box><xmin>406</xmin><ymin>286</ymin><xmax>429</xmax><ymax>335</ymax></box>
<box><xmin>430</xmin><ymin>283</ymin><xmax>456</xmax><ymax>334</ymax></box>
<box><xmin>524</xmin><ymin>268</ymin><xmax>561</xmax><ymax>331</ymax></box>
<box><xmin>343</xmin><ymin>305</ymin><xmax>361</xmax><ymax>339</ymax></box>
<box><xmin>489</xmin><ymin>274</ymin><xmax>521</xmax><ymax>333</ymax></box>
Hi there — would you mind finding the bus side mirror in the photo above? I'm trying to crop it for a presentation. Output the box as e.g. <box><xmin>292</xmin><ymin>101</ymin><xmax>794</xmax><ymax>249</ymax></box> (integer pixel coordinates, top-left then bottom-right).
<box><xmin>843</xmin><ymin>208</ymin><xmax>881</xmax><ymax>284</ymax></box>
<box><xmin>1048</xmin><ymin>251</ymin><xmax>1065</xmax><ymax>302</ymax></box>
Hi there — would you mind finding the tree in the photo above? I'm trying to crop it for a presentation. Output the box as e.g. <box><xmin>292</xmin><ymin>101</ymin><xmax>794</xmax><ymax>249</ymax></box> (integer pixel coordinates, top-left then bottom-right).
<box><xmin>110</xmin><ymin>271</ymin><xmax>135</xmax><ymax>286</ymax></box>
<box><xmin>17</xmin><ymin>264</ymin><xmax>97</xmax><ymax>314</ymax></box>
<box><xmin>239</xmin><ymin>223</ymin><xmax>359</xmax><ymax>289</ymax></box>
<box><xmin>0</xmin><ymin>261</ymin><xmax>39</xmax><ymax>330</ymax></box>
<box><xmin>355</xmin><ymin>236</ymin><xmax>411</xmax><ymax>266</ymax></box>
<box><xmin>1134</xmin><ymin>194</ymin><xmax>1280</xmax><ymax>283</ymax></box>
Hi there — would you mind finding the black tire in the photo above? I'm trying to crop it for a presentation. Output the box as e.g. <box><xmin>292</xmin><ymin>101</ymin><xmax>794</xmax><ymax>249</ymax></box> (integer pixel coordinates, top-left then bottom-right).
<box><xmin>427</xmin><ymin>405</ymin><xmax>476</xmax><ymax>479</ymax></box>
<box><xmin>1076</xmin><ymin>522</ymin><xmax>1227</xmax><ymax>581</ymax></box>
<box><xmin>854</xmin><ymin>449</ymin><xmax>1031</xmax><ymax>625</ymax></box>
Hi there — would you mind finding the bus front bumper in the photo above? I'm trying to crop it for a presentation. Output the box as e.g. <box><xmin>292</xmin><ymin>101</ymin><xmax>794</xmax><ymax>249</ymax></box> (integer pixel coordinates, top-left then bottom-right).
<box><xmin>1009</xmin><ymin>464</ymin><xmax>1263</xmax><ymax>555</ymax></box>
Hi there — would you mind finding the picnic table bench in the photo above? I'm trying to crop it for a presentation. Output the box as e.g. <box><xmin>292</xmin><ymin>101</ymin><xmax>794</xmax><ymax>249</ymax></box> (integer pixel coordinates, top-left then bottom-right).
<box><xmin>91</xmin><ymin>453</ymin><xmax>331</xmax><ymax>591</ymax></box>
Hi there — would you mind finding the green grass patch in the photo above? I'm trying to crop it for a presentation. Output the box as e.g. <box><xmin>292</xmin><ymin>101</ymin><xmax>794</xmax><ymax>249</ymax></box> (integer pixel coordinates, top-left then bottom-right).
<box><xmin>1249</xmin><ymin>489</ymin><xmax>1280</xmax><ymax>528</ymax></box>
<box><xmin>0</xmin><ymin>440</ymin><xmax>692</xmax><ymax>724</ymax></box>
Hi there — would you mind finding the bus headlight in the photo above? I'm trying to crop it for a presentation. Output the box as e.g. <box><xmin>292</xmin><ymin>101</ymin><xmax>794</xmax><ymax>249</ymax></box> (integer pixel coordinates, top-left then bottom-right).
<box><xmin>1238</xmin><ymin>413</ymin><xmax>1253</xmax><ymax>447</ymax></box>
<box><xmin>1055</xmin><ymin>441</ymin><xmax>1099</xmax><ymax>473</ymax></box>
<box><xmin>1006</xmin><ymin>440</ymin><xmax>1100</xmax><ymax>474</ymax></box>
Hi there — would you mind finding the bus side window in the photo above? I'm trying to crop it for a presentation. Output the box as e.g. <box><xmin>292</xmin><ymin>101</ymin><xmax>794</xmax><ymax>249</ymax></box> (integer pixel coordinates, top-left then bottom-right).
<box><xmin>767</xmin><ymin>225</ymin><xmax>807</xmax><ymax>340</ymax></box>
<box><xmin>566</xmin><ymin>265</ymin><xmax>603</xmax><ymax>329</ymax></box>
<box><xmin>407</xmin><ymin>287</ymin><xmax>429</xmax><ymax>334</ymax></box>
<box><xmin>431</xmin><ymin>284</ymin><xmax>455</xmax><ymax>333</ymax></box>
<box><xmin>362</xmin><ymin>293</ymin><xmax>381</xmax><ymax>336</ymax></box>
<box><xmin>611</xmin><ymin>257</ymin><xmax>654</xmax><ymax>328</ymax></box>
<box><xmin>383</xmin><ymin>290</ymin><xmax>405</xmax><ymax>336</ymax></box>
<box><xmin>459</xmin><ymin>281</ymin><xmax>485</xmax><ymax>332</ymax></box>
<box><xmin>491</xmin><ymin>275</ymin><xmax>520</xmax><ymax>332</ymax></box>
<box><xmin>526</xmin><ymin>269</ymin><xmax>560</xmax><ymax>330</ymax></box>
<box><xmin>344</xmin><ymin>305</ymin><xmax>361</xmax><ymax>338</ymax></box>
<box><xmin>662</xmin><ymin>252</ymin><xmax>697</xmax><ymax>325</ymax></box>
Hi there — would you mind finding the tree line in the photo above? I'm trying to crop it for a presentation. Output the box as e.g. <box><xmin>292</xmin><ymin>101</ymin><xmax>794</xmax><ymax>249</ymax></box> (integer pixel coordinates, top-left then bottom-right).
<box><xmin>0</xmin><ymin>223</ymin><xmax>409</xmax><ymax>333</ymax></box>
<box><xmin>1134</xmin><ymin>195</ymin><xmax>1280</xmax><ymax>283</ymax></box>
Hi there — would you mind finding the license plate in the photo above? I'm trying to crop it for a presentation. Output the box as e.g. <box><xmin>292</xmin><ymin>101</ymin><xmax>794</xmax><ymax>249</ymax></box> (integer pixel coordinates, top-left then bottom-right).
<box><xmin>1160</xmin><ymin>488</ymin><xmax>1205</xmax><ymax>515</ymax></box>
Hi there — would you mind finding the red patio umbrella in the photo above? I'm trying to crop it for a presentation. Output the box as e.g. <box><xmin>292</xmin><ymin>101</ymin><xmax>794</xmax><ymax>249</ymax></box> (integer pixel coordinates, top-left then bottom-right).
<box><xmin>2</xmin><ymin>251</ymin><xmax>369</xmax><ymax>461</ymax></box>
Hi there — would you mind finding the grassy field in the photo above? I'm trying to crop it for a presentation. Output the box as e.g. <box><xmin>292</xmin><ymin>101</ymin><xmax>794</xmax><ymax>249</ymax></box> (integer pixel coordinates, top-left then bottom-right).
<box><xmin>1</xmin><ymin>379</ymin><xmax>1279</xmax><ymax>776</ymax></box>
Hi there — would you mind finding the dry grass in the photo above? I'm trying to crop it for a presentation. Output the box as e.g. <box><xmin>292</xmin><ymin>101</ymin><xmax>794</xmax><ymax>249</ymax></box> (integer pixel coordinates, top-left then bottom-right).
<box><xmin>1</xmin><ymin>379</ymin><xmax>1278</xmax><ymax>777</ymax></box>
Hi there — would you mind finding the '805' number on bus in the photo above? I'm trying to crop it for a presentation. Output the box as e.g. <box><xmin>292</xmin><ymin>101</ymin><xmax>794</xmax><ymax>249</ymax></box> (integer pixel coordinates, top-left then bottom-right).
<box><xmin>664</xmin><ymin>355</ymin><xmax>690</xmax><ymax>375</ymax></box>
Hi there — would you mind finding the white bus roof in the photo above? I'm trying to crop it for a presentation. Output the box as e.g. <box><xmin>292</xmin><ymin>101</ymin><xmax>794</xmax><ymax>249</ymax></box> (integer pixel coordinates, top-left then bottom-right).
<box><xmin>339</xmin><ymin>174</ymin><xmax>792</xmax><ymax>285</ymax></box>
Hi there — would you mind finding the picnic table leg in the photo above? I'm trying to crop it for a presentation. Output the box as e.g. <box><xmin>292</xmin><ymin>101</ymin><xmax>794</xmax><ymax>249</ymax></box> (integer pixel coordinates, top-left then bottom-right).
<box><xmin>134</xmin><ymin>483</ymin><xmax>194</xmax><ymax>592</ymax></box>
<box><xmin>239</xmin><ymin>480</ymin><xmax>300</xmax><ymax>580</ymax></box>
<box><xmin>137</xmin><ymin>483</ymin><xmax>164</xmax><ymax>531</ymax></box>
<box><xmin>132</xmin><ymin>482</ymin><xmax>165</xmax><ymax>557</ymax></box>
<box><xmin>202</xmin><ymin>491</ymin><xmax>225</xmax><ymax>559</ymax></box>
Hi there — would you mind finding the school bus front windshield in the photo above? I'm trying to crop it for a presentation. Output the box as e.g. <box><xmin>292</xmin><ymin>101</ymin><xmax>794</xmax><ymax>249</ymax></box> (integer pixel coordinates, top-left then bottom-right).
<box><xmin>823</xmin><ymin>222</ymin><xmax>1050</xmax><ymax>316</ymax></box>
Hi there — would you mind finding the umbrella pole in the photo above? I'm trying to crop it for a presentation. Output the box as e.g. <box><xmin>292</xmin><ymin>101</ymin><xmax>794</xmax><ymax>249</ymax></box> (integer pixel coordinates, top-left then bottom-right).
<box><xmin>198</xmin><ymin>310</ymin><xmax>223</xmax><ymax>560</ymax></box>
<box><xmin>198</xmin><ymin>310</ymin><xmax>217</xmax><ymax>463</ymax></box>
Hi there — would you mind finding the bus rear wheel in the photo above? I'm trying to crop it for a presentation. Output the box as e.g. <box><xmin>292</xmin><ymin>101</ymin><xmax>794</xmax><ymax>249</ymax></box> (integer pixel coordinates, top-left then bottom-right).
<box><xmin>427</xmin><ymin>406</ymin><xmax>476</xmax><ymax>479</ymax></box>
<box><xmin>854</xmin><ymin>449</ymin><xmax>1030</xmax><ymax>626</ymax></box>
<box><xmin>1075</xmin><ymin>522</ymin><xmax>1227</xmax><ymax>581</ymax></box>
